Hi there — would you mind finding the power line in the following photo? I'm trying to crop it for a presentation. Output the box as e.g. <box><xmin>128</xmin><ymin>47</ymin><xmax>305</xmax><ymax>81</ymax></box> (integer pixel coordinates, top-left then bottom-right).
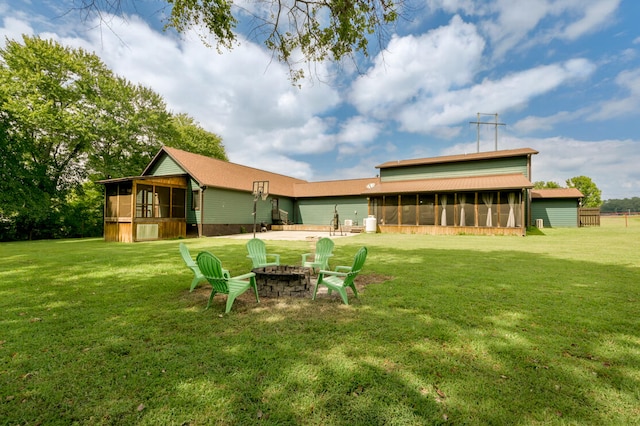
<box><xmin>469</xmin><ymin>112</ymin><xmax>506</xmax><ymax>152</ymax></box>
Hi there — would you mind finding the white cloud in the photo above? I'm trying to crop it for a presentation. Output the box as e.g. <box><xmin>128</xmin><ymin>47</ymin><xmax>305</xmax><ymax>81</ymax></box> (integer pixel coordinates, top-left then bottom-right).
<box><xmin>480</xmin><ymin>0</ymin><xmax>550</xmax><ymax>57</ymax></box>
<box><xmin>512</xmin><ymin>110</ymin><xmax>589</xmax><ymax>133</ymax></box>
<box><xmin>337</xmin><ymin>116</ymin><xmax>381</xmax><ymax>145</ymax></box>
<box><xmin>395</xmin><ymin>58</ymin><xmax>595</xmax><ymax>134</ymax></box>
<box><xmin>427</xmin><ymin>0</ymin><xmax>622</xmax><ymax>59</ymax></box>
<box><xmin>587</xmin><ymin>68</ymin><xmax>640</xmax><ymax>121</ymax></box>
<box><xmin>0</xmin><ymin>17</ymin><xmax>34</xmax><ymax>43</ymax></box>
<box><xmin>425</xmin><ymin>0</ymin><xmax>483</xmax><ymax>15</ymax></box>
<box><xmin>560</xmin><ymin>0</ymin><xmax>620</xmax><ymax>40</ymax></box>
<box><xmin>513</xmin><ymin>67</ymin><xmax>640</xmax><ymax>132</ymax></box>
<box><xmin>349</xmin><ymin>15</ymin><xmax>485</xmax><ymax>116</ymax></box>
<box><xmin>526</xmin><ymin>136</ymin><xmax>640</xmax><ymax>199</ymax></box>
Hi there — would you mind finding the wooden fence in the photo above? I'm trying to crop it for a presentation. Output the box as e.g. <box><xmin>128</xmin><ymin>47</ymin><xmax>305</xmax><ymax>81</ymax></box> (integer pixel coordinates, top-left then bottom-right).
<box><xmin>579</xmin><ymin>208</ymin><xmax>600</xmax><ymax>227</ymax></box>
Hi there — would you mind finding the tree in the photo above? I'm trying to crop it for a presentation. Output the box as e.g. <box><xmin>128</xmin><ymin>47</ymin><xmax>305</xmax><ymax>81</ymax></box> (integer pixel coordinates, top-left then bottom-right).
<box><xmin>533</xmin><ymin>181</ymin><xmax>562</xmax><ymax>189</ymax></box>
<box><xmin>87</xmin><ymin>78</ymin><xmax>177</xmax><ymax>181</ymax></box>
<box><xmin>74</xmin><ymin>0</ymin><xmax>401</xmax><ymax>81</ymax></box>
<box><xmin>61</xmin><ymin>182</ymin><xmax>105</xmax><ymax>238</ymax></box>
<box><xmin>0</xmin><ymin>36</ymin><xmax>104</xmax><ymax>239</ymax></box>
<box><xmin>566</xmin><ymin>176</ymin><xmax>602</xmax><ymax>208</ymax></box>
<box><xmin>1</xmin><ymin>36</ymin><xmax>104</xmax><ymax>195</ymax></box>
<box><xmin>1</xmin><ymin>35</ymin><xmax>227</xmax><ymax>240</ymax></box>
<box><xmin>168</xmin><ymin>113</ymin><xmax>227</xmax><ymax>160</ymax></box>
<box><xmin>601</xmin><ymin>197</ymin><xmax>640</xmax><ymax>213</ymax></box>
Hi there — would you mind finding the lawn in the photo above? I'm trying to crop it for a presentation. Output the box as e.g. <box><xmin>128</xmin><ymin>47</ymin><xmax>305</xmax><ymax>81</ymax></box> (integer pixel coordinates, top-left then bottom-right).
<box><xmin>1</xmin><ymin>217</ymin><xmax>639</xmax><ymax>425</ymax></box>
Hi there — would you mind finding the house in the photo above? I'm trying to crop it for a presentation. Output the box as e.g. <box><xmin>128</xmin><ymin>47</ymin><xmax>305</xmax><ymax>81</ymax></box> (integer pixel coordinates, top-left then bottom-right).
<box><xmin>531</xmin><ymin>188</ymin><xmax>584</xmax><ymax>228</ymax></box>
<box><xmin>98</xmin><ymin>146</ymin><xmax>582</xmax><ymax>242</ymax></box>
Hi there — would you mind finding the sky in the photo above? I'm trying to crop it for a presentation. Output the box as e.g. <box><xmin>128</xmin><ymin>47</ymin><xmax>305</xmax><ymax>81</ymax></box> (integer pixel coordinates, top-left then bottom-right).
<box><xmin>2</xmin><ymin>0</ymin><xmax>640</xmax><ymax>200</ymax></box>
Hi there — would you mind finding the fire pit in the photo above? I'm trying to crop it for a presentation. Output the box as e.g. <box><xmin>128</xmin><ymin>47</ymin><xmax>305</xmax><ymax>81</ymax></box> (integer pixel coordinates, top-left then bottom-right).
<box><xmin>252</xmin><ymin>265</ymin><xmax>312</xmax><ymax>298</ymax></box>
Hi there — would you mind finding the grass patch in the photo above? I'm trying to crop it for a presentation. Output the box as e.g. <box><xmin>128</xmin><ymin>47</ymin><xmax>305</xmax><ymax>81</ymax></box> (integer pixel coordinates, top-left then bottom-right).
<box><xmin>1</xmin><ymin>217</ymin><xmax>640</xmax><ymax>424</ymax></box>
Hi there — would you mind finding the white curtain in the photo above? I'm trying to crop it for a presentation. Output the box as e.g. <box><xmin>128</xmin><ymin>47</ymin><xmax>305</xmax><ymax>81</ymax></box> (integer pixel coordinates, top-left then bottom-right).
<box><xmin>459</xmin><ymin>194</ymin><xmax>466</xmax><ymax>226</ymax></box>
<box><xmin>441</xmin><ymin>195</ymin><xmax>447</xmax><ymax>226</ymax></box>
<box><xmin>482</xmin><ymin>193</ymin><xmax>493</xmax><ymax>227</ymax></box>
<box><xmin>507</xmin><ymin>192</ymin><xmax>516</xmax><ymax>227</ymax></box>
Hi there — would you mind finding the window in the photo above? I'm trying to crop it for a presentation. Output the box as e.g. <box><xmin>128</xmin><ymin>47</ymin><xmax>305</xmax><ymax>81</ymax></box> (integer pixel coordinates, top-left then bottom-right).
<box><xmin>106</xmin><ymin>185</ymin><xmax>118</xmax><ymax>217</ymax></box>
<box><xmin>155</xmin><ymin>186</ymin><xmax>171</xmax><ymax>218</ymax></box>
<box><xmin>136</xmin><ymin>184</ymin><xmax>154</xmax><ymax>218</ymax></box>
<box><xmin>192</xmin><ymin>190</ymin><xmax>200</xmax><ymax>211</ymax></box>
<box><xmin>135</xmin><ymin>184</ymin><xmax>174</xmax><ymax>218</ymax></box>
<box><xmin>118</xmin><ymin>183</ymin><xmax>132</xmax><ymax>217</ymax></box>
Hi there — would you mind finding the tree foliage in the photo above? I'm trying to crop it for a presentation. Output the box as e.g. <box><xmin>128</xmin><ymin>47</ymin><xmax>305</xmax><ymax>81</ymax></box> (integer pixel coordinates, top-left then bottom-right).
<box><xmin>533</xmin><ymin>181</ymin><xmax>562</xmax><ymax>189</ymax></box>
<box><xmin>168</xmin><ymin>113</ymin><xmax>227</xmax><ymax>160</ymax></box>
<box><xmin>601</xmin><ymin>197</ymin><xmax>640</xmax><ymax>213</ymax></box>
<box><xmin>566</xmin><ymin>175</ymin><xmax>602</xmax><ymax>208</ymax></box>
<box><xmin>0</xmin><ymin>35</ymin><xmax>226</xmax><ymax>241</ymax></box>
<box><xmin>74</xmin><ymin>0</ymin><xmax>401</xmax><ymax>81</ymax></box>
<box><xmin>87</xmin><ymin>77</ymin><xmax>176</xmax><ymax>180</ymax></box>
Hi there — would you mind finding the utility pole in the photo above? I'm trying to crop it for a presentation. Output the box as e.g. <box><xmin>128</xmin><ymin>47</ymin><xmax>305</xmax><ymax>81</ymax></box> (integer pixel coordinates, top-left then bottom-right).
<box><xmin>469</xmin><ymin>113</ymin><xmax>506</xmax><ymax>152</ymax></box>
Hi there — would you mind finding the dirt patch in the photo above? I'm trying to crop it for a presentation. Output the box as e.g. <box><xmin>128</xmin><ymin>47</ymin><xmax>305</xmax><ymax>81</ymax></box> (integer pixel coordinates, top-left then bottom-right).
<box><xmin>352</xmin><ymin>272</ymin><xmax>393</xmax><ymax>292</ymax></box>
<box><xmin>184</xmin><ymin>272</ymin><xmax>393</xmax><ymax>310</ymax></box>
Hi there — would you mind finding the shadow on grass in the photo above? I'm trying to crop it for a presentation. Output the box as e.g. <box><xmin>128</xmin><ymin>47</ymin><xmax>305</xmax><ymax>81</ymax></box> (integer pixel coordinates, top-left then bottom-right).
<box><xmin>1</xmin><ymin>239</ymin><xmax>639</xmax><ymax>424</ymax></box>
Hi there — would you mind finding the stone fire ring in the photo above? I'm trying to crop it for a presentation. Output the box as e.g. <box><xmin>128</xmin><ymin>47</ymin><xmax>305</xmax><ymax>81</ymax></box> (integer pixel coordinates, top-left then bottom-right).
<box><xmin>252</xmin><ymin>265</ymin><xmax>313</xmax><ymax>298</ymax></box>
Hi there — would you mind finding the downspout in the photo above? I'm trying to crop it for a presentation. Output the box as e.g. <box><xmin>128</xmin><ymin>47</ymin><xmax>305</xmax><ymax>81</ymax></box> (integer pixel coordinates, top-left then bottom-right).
<box><xmin>521</xmin><ymin>189</ymin><xmax>526</xmax><ymax>236</ymax></box>
<box><xmin>526</xmin><ymin>154</ymin><xmax>532</xmax><ymax>228</ymax></box>
<box><xmin>199</xmin><ymin>186</ymin><xmax>206</xmax><ymax>238</ymax></box>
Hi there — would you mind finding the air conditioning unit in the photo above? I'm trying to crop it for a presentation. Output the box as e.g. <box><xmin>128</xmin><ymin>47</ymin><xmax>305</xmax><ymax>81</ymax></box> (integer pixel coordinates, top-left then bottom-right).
<box><xmin>344</xmin><ymin>219</ymin><xmax>353</xmax><ymax>226</ymax></box>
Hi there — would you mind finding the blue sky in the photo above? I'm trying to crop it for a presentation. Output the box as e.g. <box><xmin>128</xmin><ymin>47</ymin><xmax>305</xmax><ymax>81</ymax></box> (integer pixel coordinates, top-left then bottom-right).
<box><xmin>2</xmin><ymin>0</ymin><xmax>639</xmax><ymax>199</ymax></box>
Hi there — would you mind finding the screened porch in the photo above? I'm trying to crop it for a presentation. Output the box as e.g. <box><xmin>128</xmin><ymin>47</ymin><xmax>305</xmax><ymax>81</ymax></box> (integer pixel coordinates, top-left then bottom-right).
<box><xmin>369</xmin><ymin>190</ymin><xmax>527</xmax><ymax>236</ymax></box>
<box><xmin>100</xmin><ymin>175</ymin><xmax>188</xmax><ymax>242</ymax></box>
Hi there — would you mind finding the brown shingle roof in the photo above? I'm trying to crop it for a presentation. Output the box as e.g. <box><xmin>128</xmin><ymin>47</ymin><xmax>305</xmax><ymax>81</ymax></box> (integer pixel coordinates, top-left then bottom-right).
<box><xmin>362</xmin><ymin>173</ymin><xmax>533</xmax><ymax>195</ymax></box>
<box><xmin>531</xmin><ymin>188</ymin><xmax>583</xmax><ymax>199</ymax></box>
<box><xmin>293</xmin><ymin>178</ymin><xmax>380</xmax><ymax>198</ymax></box>
<box><xmin>149</xmin><ymin>146</ymin><xmax>307</xmax><ymax>196</ymax></box>
<box><xmin>128</xmin><ymin>147</ymin><xmax>535</xmax><ymax>198</ymax></box>
<box><xmin>376</xmin><ymin>148</ymin><xmax>538</xmax><ymax>170</ymax></box>
<box><xmin>150</xmin><ymin>147</ymin><xmax>380</xmax><ymax>198</ymax></box>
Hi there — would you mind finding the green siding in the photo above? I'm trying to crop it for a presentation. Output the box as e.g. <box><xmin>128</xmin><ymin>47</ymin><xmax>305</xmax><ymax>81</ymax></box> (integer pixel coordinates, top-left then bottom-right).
<box><xmin>201</xmin><ymin>189</ymin><xmax>295</xmax><ymax>225</ymax></box>
<box><xmin>148</xmin><ymin>154</ymin><xmax>186</xmax><ymax>175</ymax></box>
<box><xmin>203</xmin><ymin>188</ymin><xmax>254</xmax><ymax>224</ymax></box>
<box><xmin>274</xmin><ymin>197</ymin><xmax>294</xmax><ymax>223</ymax></box>
<box><xmin>531</xmin><ymin>199</ymin><xmax>579</xmax><ymax>227</ymax></box>
<box><xmin>187</xmin><ymin>179</ymin><xmax>200</xmax><ymax>224</ymax></box>
<box><xmin>295</xmin><ymin>197</ymin><xmax>368</xmax><ymax>225</ymax></box>
<box><xmin>381</xmin><ymin>157</ymin><xmax>529</xmax><ymax>182</ymax></box>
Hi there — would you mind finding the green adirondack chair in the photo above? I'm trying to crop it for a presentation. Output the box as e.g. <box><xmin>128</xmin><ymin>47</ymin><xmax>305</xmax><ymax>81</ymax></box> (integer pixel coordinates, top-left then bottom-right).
<box><xmin>246</xmin><ymin>238</ymin><xmax>280</xmax><ymax>269</ymax></box>
<box><xmin>180</xmin><ymin>242</ymin><xmax>207</xmax><ymax>292</ymax></box>
<box><xmin>196</xmin><ymin>251</ymin><xmax>259</xmax><ymax>313</ymax></box>
<box><xmin>301</xmin><ymin>237</ymin><xmax>334</xmax><ymax>273</ymax></box>
<box><xmin>313</xmin><ymin>247</ymin><xmax>368</xmax><ymax>305</ymax></box>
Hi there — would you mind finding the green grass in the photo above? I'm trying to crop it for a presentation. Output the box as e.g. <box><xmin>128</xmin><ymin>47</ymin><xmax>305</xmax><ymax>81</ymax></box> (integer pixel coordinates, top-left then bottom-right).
<box><xmin>1</xmin><ymin>217</ymin><xmax>639</xmax><ymax>425</ymax></box>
